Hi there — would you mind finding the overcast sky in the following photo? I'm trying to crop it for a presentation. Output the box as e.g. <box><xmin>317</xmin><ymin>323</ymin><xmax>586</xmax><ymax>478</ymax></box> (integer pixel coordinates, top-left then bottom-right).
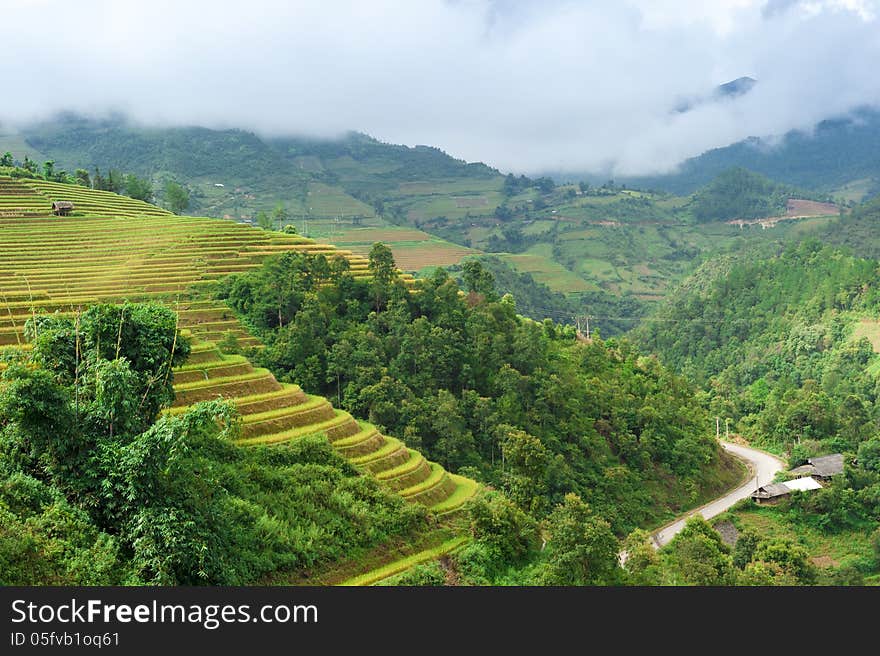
<box><xmin>2</xmin><ymin>0</ymin><xmax>879</xmax><ymax>175</ymax></box>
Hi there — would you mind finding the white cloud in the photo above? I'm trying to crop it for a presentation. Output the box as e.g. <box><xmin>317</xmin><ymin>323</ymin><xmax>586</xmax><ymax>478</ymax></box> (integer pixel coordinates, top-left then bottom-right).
<box><xmin>0</xmin><ymin>0</ymin><xmax>878</xmax><ymax>175</ymax></box>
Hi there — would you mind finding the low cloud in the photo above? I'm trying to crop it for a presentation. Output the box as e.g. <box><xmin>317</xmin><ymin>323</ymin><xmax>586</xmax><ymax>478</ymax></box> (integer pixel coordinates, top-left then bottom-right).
<box><xmin>1</xmin><ymin>0</ymin><xmax>879</xmax><ymax>175</ymax></box>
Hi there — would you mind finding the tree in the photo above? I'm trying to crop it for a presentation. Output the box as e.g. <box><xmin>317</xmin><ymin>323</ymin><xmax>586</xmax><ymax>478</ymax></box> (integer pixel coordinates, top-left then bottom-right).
<box><xmin>74</xmin><ymin>169</ymin><xmax>91</xmax><ymax>188</ymax></box>
<box><xmin>493</xmin><ymin>205</ymin><xmax>513</xmax><ymax>221</ymax></box>
<box><xmin>536</xmin><ymin>176</ymin><xmax>556</xmax><ymax>193</ymax></box>
<box><xmin>256</xmin><ymin>210</ymin><xmax>273</xmax><ymax>230</ymax></box>
<box><xmin>272</xmin><ymin>202</ymin><xmax>290</xmax><ymax>230</ymax></box>
<box><xmin>621</xmin><ymin>529</ymin><xmax>661</xmax><ymax>585</ymax></box>
<box><xmin>751</xmin><ymin>538</ymin><xmax>817</xmax><ymax>584</ymax></box>
<box><xmin>0</xmin><ymin>152</ymin><xmax>13</xmax><ymax>167</ymax></box>
<box><xmin>540</xmin><ymin>494</ymin><xmax>619</xmax><ymax>585</ymax></box>
<box><xmin>467</xmin><ymin>490</ymin><xmax>538</xmax><ymax>565</ymax></box>
<box><xmin>500</xmin><ymin>426</ymin><xmax>549</xmax><ymax>513</ymax></box>
<box><xmin>164</xmin><ymin>181</ymin><xmax>190</xmax><ymax>215</ymax></box>
<box><xmin>461</xmin><ymin>259</ymin><xmax>496</xmax><ymax>300</ymax></box>
<box><xmin>22</xmin><ymin>156</ymin><xmax>38</xmax><ymax>174</ymax></box>
<box><xmin>664</xmin><ymin>516</ymin><xmax>733</xmax><ymax>585</ymax></box>
<box><xmin>123</xmin><ymin>174</ymin><xmax>153</xmax><ymax>203</ymax></box>
<box><xmin>106</xmin><ymin>170</ymin><xmax>123</xmax><ymax>194</ymax></box>
<box><xmin>858</xmin><ymin>437</ymin><xmax>880</xmax><ymax>473</ymax></box>
<box><xmin>368</xmin><ymin>242</ymin><xmax>397</xmax><ymax>311</ymax></box>
<box><xmin>732</xmin><ymin>528</ymin><xmax>759</xmax><ymax>569</ymax></box>
<box><xmin>42</xmin><ymin>160</ymin><xmax>55</xmax><ymax>181</ymax></box>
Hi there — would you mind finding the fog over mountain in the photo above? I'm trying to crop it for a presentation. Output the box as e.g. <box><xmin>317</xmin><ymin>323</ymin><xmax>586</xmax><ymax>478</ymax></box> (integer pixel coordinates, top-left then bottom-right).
<box><xmin>2</xmin><ymin>0</ymin><xmax>879</xmax><ymax>175</ymax></box>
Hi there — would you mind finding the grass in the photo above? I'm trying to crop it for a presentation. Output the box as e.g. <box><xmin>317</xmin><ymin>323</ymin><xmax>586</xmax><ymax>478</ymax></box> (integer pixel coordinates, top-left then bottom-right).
<box><xmin>642</xmin><ymin>446</ymin><xmax>749</xmax><ymax>532</ymax></box>
<box><xmin>376</xmin><ymin>449</ymin><xmax>425</xmax><ymax>480</ymax></box>
<box><xmin>399</xmin><ymin>462</ymin><xmax>447</xmax><ymax>497</ymax></box>
<box><xmin>339</xmin><ymin>536</ymin><xmax>470</xmax><ymax>586</ymax></box>
<box><xmin>346</xmin><ymin>237</ymin><xmax>478</xmax><ymax>272</ymax></box>
<box><xmin>349</xmin><ymin>437</ymin><xmax>403</xmax><ymax>465</ymax></box>
<box><xmin>265</xmin><ymin>523</ymin><xmax>465</xmax><ymax>585</ymax></box>
<box><xmin>234</xmin><ymin>410</ymin><xmax>355</xmax><ymax>446</ymax></box>
<box><xmin>851</xmin><ymin>317</ymin><xmax>880</xmax><ymax>352</ymax></box>
<box><xmin>499</xmin><ymin>251</ymin><xmax>597</xmax><ymax>294</ymax></box>
<box><xmin>240</xmin><ymin>395</ymin><xmax>326</xmax><ymax>423</ymax></box>
<box><xmin>724</xmin><ymin>504</ymin><xmax>879</xmax><ymax>577</ymax></box>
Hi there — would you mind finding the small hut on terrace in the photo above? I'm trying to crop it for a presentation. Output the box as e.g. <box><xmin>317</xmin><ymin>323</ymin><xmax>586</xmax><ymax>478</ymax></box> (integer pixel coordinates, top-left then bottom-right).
<box><xmin>52</xmin><ymin>201</ymin><xmax>75</xmax><ymax>216</ymax></box>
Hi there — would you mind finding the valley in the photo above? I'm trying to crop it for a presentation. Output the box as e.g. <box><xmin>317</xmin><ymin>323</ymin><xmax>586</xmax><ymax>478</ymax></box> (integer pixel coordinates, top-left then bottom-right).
<box><xmin>3</xmin><ymin>106</ymin><xmax>880</xmax><ymax>587</ymax></box>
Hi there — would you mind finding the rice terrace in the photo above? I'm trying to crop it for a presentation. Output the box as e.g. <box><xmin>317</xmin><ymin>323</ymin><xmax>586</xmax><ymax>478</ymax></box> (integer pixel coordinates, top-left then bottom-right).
<box><xmin>0</xmin><ymin>175</ymin><xmax>479</xmax><ymax>584</ymax></box>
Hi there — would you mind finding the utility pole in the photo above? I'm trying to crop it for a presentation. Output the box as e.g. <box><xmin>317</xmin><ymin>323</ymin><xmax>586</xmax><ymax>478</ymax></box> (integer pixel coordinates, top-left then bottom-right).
<box><xmin>725</xmin><ymin>418</ymin><xmax>730</xmax><ymax>440</ymax></box>
<box><xmin>575</xmin><ymin>315</ymin><xmax>592</xmax><ymax>340</ymax></box>
<box><xmin>716</xmin><ymin>416</ymin><xmax>720</xmax><ymax>439</ymax></box>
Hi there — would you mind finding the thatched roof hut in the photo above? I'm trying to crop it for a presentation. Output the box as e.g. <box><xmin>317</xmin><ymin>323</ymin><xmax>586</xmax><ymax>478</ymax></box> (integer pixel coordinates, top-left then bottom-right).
<box><xmin>52</xmin><ymin>201</ymin><xmax>75</xmax><ymax>216</ymax></box>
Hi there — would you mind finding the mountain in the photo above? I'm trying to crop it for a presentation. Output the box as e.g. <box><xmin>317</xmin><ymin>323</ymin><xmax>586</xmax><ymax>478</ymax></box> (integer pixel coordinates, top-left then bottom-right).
<box><xmin>1</xmin><ymin>112</ymin><xmax>846</xmax><ymax>334</ymax></box>
<box><xmin>673</xmin><ymin>76</ymin><xmax>758</xmax><ymax>113</ymax></box>
<box><xmin>626</xmin><ymin>107</ymin><xmax>880</xmax><ymax>199</ymax></box>
<box><xmin>0</xmin><ymin>113</ymin><xmax>501</xmax><ymax>220</ymax></box>
<box><xmin>715</xmin><ymin>76</ymin><xmax>757</xmax><ymax>100</ymax></box>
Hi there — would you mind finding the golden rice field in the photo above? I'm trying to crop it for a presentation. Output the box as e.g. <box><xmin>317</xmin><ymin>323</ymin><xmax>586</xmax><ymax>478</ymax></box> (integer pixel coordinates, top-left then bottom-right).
<box><xmin>0</xmin><ymin>175</ymin><xmax>478</xmax><ymax>523</ymax></box>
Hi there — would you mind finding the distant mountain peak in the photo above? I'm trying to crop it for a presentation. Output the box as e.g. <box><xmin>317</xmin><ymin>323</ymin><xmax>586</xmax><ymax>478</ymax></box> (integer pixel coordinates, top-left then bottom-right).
<box><xmin>673</xmin><ymin>76</ymin><xmax>758</xmax><ymax>114</ymax></box>
<box><xmin>715</xmin><ymin>76</ymin><xmax>758</xmax><ymax>99</ymax></box>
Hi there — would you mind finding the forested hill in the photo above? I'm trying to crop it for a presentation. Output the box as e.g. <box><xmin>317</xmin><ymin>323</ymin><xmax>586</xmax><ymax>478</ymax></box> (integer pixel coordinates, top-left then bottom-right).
<box><xmin>624</xmin><ymin>107</ymin><xmax>880</xmax><ymax>199</ymax></box>
<box><xmin>216</xmin><ymin>253</ymin><xmax>743</xmax><ymax>538</ymax></box>
<box><xmin>691</xmin><ymin>167</ymin><xmax>827</xmax><ymax>222</ymax></box>
<box><xmin>634</xmin><ymin>236</ymin><xmax>880</xmax><ymax>454</ymax></box>
<box><xmin>1</xmin><ymin>113</ymin><xmax>500</xmax><ymax>218</ymax></box>
<box><xmin>817</xmin><ymin>195</ymin><xmax>880</xmax><ymax>259</ymax></box>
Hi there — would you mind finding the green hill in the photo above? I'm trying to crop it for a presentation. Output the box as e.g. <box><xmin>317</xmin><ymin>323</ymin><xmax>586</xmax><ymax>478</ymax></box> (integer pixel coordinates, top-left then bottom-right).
<box><xmin>1</xmin><ymin>114</ymin><xmax>843</xmax><ymax>336</ymax></box>
<box><xmin>0</xmin><ymin>173</ymin><xmax>743</xmax><ymax>585</ymax></box>
<box><xmin>3</xmin><ymin>113</ymin><xmax>501</xmax><ymax>222</ymax></box>
<box><xmin>624</xmin><ymin>108</ymin><xmax>880</xmax><ymax>200</ymax></box>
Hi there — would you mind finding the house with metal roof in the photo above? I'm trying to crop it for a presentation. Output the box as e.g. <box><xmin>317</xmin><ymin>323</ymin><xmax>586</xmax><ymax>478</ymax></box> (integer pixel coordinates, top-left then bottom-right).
<box><xmin>751</xmin><ymin>476</ymin><xmax>823</xmax><ymax>504</ymax></box>
<box><xmin>788</xmin><ymin>453</ymin><xmax>845</xmax><ymax>480</ymax></box>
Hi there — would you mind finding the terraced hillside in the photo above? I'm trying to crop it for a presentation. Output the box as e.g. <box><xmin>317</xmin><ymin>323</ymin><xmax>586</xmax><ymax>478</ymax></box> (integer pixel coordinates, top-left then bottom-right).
<box><xmin>0</xmin><ymin>175</ymin><xmax>478</xmax><ymax>518</ymax></box>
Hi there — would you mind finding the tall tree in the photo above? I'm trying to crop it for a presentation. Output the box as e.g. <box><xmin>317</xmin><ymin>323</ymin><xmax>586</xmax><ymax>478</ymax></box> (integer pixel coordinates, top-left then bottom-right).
<box><xmin>272</xmin><ymin>202</ymin><xmax>290</xmax><ymax>230</ymax></box>
<box><xmin>540</xmin><ymin>494</ymin><xmax>619</xmax><ymax>585</ymax></box>
<box><xmin>368</xmin><ymin>242</ymin><xmax>398</xmax><ymax>311</ymax></box>
<box><xmin>256</xmin><ymin>210</ymin><xmax>273</xmax><ymax>230</ymax></box>
<box><xmin>123</xmin><ymin>174</ymin><xmax>153</xmax><ymax>203</ymax></box>
<box><xmin>164</xmin><ymin>181</ymin><xmax>190</xmax><ymax>215</ymax></box>
<box><xmin>75</xmin><ymin>169</ymin><xmax>92</xmax><ymax>188</ymax></box>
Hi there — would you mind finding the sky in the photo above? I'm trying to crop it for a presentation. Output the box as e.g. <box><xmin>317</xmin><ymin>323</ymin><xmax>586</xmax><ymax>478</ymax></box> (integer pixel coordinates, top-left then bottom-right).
<box><xmin>1</xmin><ymin>0</ymin><xmax>879</xmax><ymax>175</ymax></box>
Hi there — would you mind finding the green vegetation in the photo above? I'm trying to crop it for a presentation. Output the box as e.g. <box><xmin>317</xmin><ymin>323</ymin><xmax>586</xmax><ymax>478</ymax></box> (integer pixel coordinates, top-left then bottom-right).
<box><xmin>636</xmin><ymin>239</ymin><xmax>880</xmax><ymax>455</ymax></box>
<box><xmin>625</xmin><ymin>108</ymin><xmax>880</xmax><ymax>199</ymax></box>
<box><xmin>6</xmin><ymin>115</ymin><xmax>850</xmax><ymax>333</ymax></box>
<box><xmin>220</xmin><ymin>250</ymin><xmax>738</xmax><ymax>535</ymax></box>
<box><xmin>692</xmin><ymin>168</ymin><xmax>809</xmax><ymax>222</ymax></box>
<box><xmin>9</xmin><ymin>119</ymin><xmax>880</xmax><ymax>586</ymax></box>
<box><xmin>0</xmin><ymin>303</ymin><xmax>425</xmax><ymax>585</ymax></box>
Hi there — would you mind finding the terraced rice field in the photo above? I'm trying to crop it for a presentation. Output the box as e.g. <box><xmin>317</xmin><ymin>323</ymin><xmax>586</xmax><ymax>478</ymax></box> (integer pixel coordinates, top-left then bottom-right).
<box><xmin>349</xmin><ymin>240</ymin><xmax>478</xmax><ymax>271</ymax></box>
<box><xmin>0</xmin><ymin>175</ymin><xmax>478</xmax><ymax>520</ymax></box>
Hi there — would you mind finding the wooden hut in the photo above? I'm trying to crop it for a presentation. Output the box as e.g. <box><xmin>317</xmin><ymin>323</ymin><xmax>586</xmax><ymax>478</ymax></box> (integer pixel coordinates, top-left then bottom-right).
<box><xmin>52</xmin><ymin>201</ymin><xmax>75</xmax><ymax>216</ymax></box>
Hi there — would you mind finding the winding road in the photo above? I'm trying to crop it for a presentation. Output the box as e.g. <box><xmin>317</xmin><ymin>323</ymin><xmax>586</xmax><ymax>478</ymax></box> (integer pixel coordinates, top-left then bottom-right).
<box><xmin>650</xmin><ymin>441</ymin><xmax>785</xmax><ymax>548</ymax></box>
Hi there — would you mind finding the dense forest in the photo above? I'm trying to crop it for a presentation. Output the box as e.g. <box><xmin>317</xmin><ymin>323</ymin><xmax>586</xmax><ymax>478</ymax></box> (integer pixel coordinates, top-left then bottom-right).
<box><xmin>690</xmin><ymin>167</ymin><xmax>824</xmax><ymax>222</ymax></box>
<box><xmin>634</xmin><ymin>235</ymin><xmax>880</xmax><ymax>582</ymax></box>
<box><xmin>636</xmin><ymin>239</ymin><xmax>880</xmax><ymax>452</ymax></box>
<box><xmin>217</xmin><ymin>246</ymin><xmax>739</xmax><ymax>537</ymax></box>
